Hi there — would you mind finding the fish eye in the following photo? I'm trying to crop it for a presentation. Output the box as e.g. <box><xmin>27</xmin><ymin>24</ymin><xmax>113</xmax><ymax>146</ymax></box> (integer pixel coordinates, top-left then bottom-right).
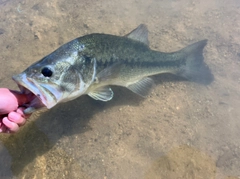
<box><xmin>41</xmin><ymin>67</ymin><xmax>53</xmax><ymax>77</ymax></box>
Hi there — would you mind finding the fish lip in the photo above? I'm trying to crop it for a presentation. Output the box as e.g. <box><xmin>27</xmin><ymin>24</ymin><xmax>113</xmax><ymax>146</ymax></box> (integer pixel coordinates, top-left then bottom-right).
<box><xmin>12</xmin><ymin>74</ymin><xmax>49</xmax><ymax>109</ymax></box>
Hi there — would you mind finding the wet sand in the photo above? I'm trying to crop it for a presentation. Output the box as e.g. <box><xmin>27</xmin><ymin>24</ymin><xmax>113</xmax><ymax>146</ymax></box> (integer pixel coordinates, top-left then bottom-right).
<box><xmin>0</xmin><ymin>0</ymin><xmax>240</xmax><ymax>178</ymax></box>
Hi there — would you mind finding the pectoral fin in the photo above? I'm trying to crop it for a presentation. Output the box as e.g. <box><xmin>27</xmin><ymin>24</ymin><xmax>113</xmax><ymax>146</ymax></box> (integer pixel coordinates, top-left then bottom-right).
<box><xmin>88</xmin><ymin>86</ymin><xmax>113</xmax><ymax>101</ymax></box>
<box><xmin>95</xmin><ymin>63</ymin><xmax>123</xmax><ymax>83</ymax></box>
<box><xmin>127</xmin><ymin>77</ymin><xmax>155</xmax><ymax>97</ymax></box>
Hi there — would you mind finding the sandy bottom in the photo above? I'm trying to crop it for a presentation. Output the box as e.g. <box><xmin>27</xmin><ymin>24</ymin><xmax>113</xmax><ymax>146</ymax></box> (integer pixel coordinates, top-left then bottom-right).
<box><xmin>0</xmin><ymin>0</ymin><xmax>240</xmax><ymax>178</ymax></box>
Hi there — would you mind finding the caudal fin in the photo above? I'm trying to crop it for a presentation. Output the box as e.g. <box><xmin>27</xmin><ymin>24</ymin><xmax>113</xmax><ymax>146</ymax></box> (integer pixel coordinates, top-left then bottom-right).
<box><xmin>177</xmin><ymin>39</ymin><xmax>214</xmax><ymax>85</ymax></box>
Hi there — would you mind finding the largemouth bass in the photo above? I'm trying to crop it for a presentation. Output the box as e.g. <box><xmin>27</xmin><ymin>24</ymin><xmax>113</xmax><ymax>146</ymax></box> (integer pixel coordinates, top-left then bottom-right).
<box><xmin>12</xmin><ymin>24</ymin><xmax>213</xmax><ymax>114</ymax></box>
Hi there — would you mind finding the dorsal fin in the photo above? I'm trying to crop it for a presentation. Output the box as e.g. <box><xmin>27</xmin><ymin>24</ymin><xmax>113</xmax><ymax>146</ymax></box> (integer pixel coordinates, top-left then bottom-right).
<box><xmin>125</xmin><ymin>24</ymin><xmax>149</xmax><ymax>46</ymax></box>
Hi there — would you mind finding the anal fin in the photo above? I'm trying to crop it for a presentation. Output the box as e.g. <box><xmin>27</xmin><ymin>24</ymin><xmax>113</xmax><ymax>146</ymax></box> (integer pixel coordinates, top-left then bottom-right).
<box><xmin>127</xmin><ymin>77</ymin><xmax>155</xmax><ymax>97</ymax></box>
<box><xmin>88</xmin><ymin>86</ymin><xmax>113</xmax><ymax>101</ymax></box>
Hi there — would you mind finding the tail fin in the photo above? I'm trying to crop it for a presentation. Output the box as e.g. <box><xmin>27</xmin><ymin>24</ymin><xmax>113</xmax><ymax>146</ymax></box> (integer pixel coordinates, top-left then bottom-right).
<box><xmin>178</xmin><ymin>40</ymin><xmax>214</xmax><ymax>85</ymax></box>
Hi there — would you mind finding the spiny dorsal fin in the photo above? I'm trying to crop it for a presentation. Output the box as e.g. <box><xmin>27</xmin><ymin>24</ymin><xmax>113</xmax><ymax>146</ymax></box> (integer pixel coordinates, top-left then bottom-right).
<box><xmin>127</xmin><ymin>77</ymin><xmax>155</xmax><ymax>97</ymax></box>
<box><xmin>125</xmin><ymin>24</ymin><xmax>149</xmax><ymax>46</ymax></box>
<box><xmin>88</xmin><ymin>86</ymin><xmax>113</xmax><ymax>101</ymax></box>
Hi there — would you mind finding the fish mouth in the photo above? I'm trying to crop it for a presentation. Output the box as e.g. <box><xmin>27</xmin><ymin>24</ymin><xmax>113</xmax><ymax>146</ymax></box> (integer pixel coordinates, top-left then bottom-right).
<box><xmin>12</xmin><ymin>73</ymin><xmax>60</xmax><ymax>114</ymax></box>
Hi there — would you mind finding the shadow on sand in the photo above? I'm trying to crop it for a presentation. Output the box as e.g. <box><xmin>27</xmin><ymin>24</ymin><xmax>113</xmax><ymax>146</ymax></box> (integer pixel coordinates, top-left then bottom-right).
<box><xmin>0</xmin><ymin>74</ymin><xmax>188</xmax><ymax>177</ymax></box>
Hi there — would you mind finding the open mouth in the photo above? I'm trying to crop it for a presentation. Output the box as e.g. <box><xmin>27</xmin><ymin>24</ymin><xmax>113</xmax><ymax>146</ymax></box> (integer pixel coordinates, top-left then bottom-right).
<box><xmin>12</xmin><ymin>74</ymin><xmax>47</xmax><ymax>114</ymax></box>
<box><xmin>13</xmin><ymin>84</ymin><xmax>46</xmax><ymax>114</ymax></box>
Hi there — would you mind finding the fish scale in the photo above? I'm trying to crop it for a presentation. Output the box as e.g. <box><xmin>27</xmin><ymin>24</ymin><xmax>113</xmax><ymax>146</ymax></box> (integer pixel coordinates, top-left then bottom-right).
<box><xmin>12</xmin><ymin>24</ymin><xmax>213</xmax><ymax>114</ymax></box>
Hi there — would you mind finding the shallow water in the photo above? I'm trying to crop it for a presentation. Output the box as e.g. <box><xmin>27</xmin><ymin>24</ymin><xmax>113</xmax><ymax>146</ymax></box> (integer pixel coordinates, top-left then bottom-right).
<box><xmin>0</xmin><ymin>0</ymin><xmax>240</xmax><ymax>178</ymax></box>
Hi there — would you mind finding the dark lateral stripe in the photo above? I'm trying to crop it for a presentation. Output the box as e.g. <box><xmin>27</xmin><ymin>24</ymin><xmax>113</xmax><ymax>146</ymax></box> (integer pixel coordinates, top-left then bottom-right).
<box><xmin>98</xmin><ymin>57</ymin><xmax>186</xmax><ymax>69</ymax></box>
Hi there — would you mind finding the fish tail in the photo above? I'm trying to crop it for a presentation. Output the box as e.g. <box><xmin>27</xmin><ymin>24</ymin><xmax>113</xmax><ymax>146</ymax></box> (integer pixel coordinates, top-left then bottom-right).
<box><xmin>177</xmin><ymin>39</ymin><xmax>214</xmax><ymax>84</ymax></box>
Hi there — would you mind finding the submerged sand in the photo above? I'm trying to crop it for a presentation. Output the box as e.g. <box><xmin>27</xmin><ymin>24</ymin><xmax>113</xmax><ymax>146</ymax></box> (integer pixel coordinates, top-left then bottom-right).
<box><xmin>0</xmin><ymin>0</ymin><xmax>240</xmax><ymax>178</ymax></box>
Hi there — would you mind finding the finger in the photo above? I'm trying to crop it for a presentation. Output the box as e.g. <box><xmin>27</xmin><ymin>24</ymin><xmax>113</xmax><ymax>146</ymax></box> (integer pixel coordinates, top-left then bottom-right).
<box><xmin>16</xmin><ymin>107</ymin><xmax>31</xmax><ymax>118</ymax></box>
<box><xmin>8</xmin><ymin>111</ymin><xmax>26</xmax><ymax>125</ymax></box>
<box><xmin>2</xmin><ymin>117</ymin><xmax>19</xmax><ymax>132</ymax></box>
<box><xmin>0</xmin><ymin>115</ymin><xmax>7</xmax><ymax>133</ymax></box>
<box><xmin>0</xmin><ymin>119</ymin><xmax>5</xmax><ymax>132</ymax></box>
<box><xmin>0</xmin><ymin>123</ymin><xmax>7</xmax><ymax>133</ymax></box>
<box><xmin>0</xmin><ymin>89</ymin><xmax>18</xmax><ymax>114</ymax></box>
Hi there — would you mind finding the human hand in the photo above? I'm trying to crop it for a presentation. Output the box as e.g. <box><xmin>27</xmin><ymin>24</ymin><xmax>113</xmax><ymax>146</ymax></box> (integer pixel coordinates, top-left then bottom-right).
<box><xmin>0</xmin><ymin>88</ymin><xmax>31</xmax><ymax>133</ymax></box>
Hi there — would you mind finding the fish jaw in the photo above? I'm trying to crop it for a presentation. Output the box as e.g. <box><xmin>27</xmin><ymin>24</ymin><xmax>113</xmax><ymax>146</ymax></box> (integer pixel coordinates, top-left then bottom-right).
<box><xmin>12</xmin><ymin>73</ymin><xmax>62</xmax><ymax>111</ymax></box>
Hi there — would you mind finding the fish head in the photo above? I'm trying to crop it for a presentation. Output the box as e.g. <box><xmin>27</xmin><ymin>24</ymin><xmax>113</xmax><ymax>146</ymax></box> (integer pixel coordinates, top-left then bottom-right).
<box><xmin>12</xmin><ymin>42</ymin><xmax>96</xmax><ymax>113</ymax></box>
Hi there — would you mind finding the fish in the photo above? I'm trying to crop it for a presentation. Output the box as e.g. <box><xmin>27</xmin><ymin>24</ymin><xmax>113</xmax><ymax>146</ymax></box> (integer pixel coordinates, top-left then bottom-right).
<box><xmin>12</xmin><ymin>24</ymin><xmax>213</xmax><ymax>114</ymax></box>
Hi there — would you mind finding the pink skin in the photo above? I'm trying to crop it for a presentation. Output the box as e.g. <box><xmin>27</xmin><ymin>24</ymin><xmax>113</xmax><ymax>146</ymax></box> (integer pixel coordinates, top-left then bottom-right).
<box><xmin>0</xmin><ymin>88</ymin><xmax>31</xmax><ymax>133</ymax></box>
